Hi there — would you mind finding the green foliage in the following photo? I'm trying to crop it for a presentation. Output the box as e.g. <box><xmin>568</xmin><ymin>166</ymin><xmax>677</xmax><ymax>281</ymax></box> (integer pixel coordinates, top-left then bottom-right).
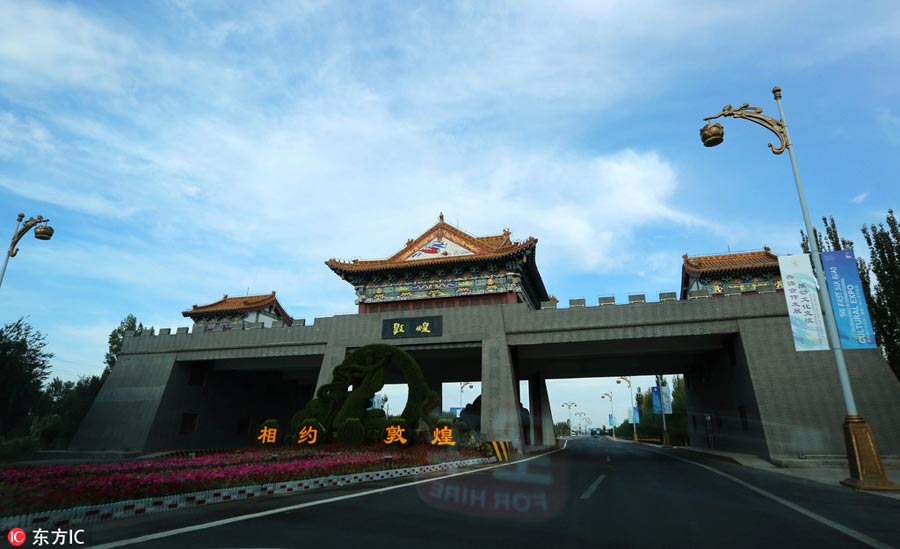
<box><xmin>668</xmin><ymin>375</ymin><xmax>689</xmax><ymax>445</ymax></box>
<box><xmin>0</xmin><ymin>318</ymin><xmax>53</xmax><ymax>438</ymax></box>
<box><xmin>801</xmin><ymin>215</ymin><xmax>875</xmax><ymax>317</ymax></box>
<box><xmin>455</xmin><ymin>432</ymin><xmax>483</xmax><ymax>449</ymax></box>
<box><xmin>413</xmin><ymin>428</ymin><xmax>430</xmax><ymax>443</ymax></box>
<box><xmin>363</xmin><ymin>408</ymin><xmax>389</xmax><ymax>435</ymax></box>
<box><xmin>104</xmin><ymin>314</ymin><xmax>147</xmax><ymax>381</ymax></box>
<box><xmin>30</xmin><ymin>414</ymin><xmax>65</xmax><ymax>449</ymax></box>
<box><xmin>448</xmin><ymin>420</ymin><xmax>468</xmax><ymax>447</ymax></box>
<box><xmin>0</xmin><ymin>437</ymin><xmax>35</xmax><ymax>462</ymax></box>
<box><xmin>336</xmin><ymin>418</ymin><xmax>366</xmax><ymax>446</ymax></box>
<box><xmin>553</xmin><ymin>421</ymin><xmax>570</xmax><ymax>437</ymax></box>
<box><xmin>862</xmin><ymin>210</ymin><xmax>900</xmax><ymax>381</ymax></box>
<box><xmin>801</xmin><ymin>215</ymin><xmax>855</xmax><ymax>255</ymax></box>
<box><xmin>629</xmin><ymin>376</ymin><xmax>689</xmax><ymax>445</ymax></box>
<box><xmin>291</xmin><ymin>344</ymin><xmax>439</xmax><ymax>436</ymax></box>
<box><xmin>34</xmin><ymin>375</ymin><xmax>103</xmax><ymax>448</ymax></box>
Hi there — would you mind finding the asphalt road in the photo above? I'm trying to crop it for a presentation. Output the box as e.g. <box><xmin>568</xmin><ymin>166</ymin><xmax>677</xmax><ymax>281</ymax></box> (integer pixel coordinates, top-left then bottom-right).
<box><xmin>76</xmin><ymin>438</ymin><xmax>900</xmax><ymax>549</ymax></box>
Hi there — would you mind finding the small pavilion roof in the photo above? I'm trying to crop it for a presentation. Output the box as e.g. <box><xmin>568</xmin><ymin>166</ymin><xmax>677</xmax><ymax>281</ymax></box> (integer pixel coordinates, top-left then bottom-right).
<box><xmin>182</xmin><ymin>291</ymin><xmax>292</xmax><ymax>326</ymax></box>
<box><xmin>682</xmin><ymin>247</ymin><xmax>779</xmax><ymax>277</ymax></box>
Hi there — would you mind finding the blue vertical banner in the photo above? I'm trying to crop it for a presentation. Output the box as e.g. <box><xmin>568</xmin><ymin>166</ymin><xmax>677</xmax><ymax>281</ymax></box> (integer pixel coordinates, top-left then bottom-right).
<box><xmin>822</xmin><ymin>249</ymin><xmax>877</xmax><ymax>349</ymax></box>
<box><xmin>608</xmin><ymin>413</ymin><xmax>614</xmax><ymax>427</ymax></box>
<box><xmin>661</xmin><ymin>384</ymin><xmax>673</xmax><ymax>414</ymax></box>
<box><xmin>778</xmin><ymin>254</ymin><xmax>829</xmax><ymax>351</ymax></box>
<box><xmin>651</xmin><ymin>386</ymin><xmax>661</xmax><ymax>414</ymax></box>
<box><xmin>633</xmin><ymin>406</ymin><xmax>640</xmax><ymax>425</ymax></box>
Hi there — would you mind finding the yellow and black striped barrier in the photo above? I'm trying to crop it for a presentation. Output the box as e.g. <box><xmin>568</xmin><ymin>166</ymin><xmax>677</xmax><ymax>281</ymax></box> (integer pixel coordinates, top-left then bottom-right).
<box><xmin>636</xmin><ymin>437</ymin><xmax>662</xmax><ymax>444</ymax></box>
<box><xmin>489</xmin><ymin>441</ymin><xmax>518</xmax><ymax>462</ymax></box>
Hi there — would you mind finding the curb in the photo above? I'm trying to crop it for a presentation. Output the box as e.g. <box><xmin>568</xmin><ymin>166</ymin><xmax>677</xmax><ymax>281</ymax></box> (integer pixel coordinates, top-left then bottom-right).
<box><xmin>672</xmin><ymin>447</ymin><xmax>742</xmax><ymax>465</ymax></box>
<box><xmin>0</xmin><ymin>457</ymin><xmax>496</xmax><ymax>530</ymax></box>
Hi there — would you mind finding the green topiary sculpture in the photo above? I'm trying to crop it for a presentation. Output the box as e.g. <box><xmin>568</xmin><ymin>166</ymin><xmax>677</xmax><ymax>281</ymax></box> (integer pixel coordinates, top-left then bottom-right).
<box><xmin>336</xmin><ymin>418</ymin><xmax>366</xmax><ymax>446</ymax></box>
<box><xmin>291</xmin><ymin>344</ymin><xmax>439</xmax><ymax>444</ymax></box>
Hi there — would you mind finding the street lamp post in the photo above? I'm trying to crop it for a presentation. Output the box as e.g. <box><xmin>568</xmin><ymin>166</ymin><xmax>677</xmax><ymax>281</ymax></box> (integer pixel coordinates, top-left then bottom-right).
<box><xmin>561</xmin><ymin>401</ymin><xmax>577</xmax><ymax>436</ymax></box>
<box><xmin>458</xmin><ymin>381</ymin><xmax>473</xmax><ymax>408</ymax></box>
<box><xmin>575</xmin><ymin>411</ymin><xmax>587</xmax><ymax>435</ymax></box>
<box><xmin>617</xmin><ymin>376</ymin><xmax>638</xmax><ymax>442</ymax></box>
<box><xmin>1</xmin><ymin>213</ymin><xmax>55</xmax><ymax>290</ymax></box>
<box><xmin>601</xmin><ymin>392</ymin><xmax>615</xmax><ymax>440</ymax></box>
<box><xmin>700</xmin><ymin>86</ymin><xmax>897</xmax><ymax>490</ymax></box>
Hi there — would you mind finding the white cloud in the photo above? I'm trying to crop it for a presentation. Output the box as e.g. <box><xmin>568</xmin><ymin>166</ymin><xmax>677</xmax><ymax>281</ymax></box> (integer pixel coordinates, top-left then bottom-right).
<box><xmin>0</xmin><ymin>1</ymin><xmax>132</xmax><ymax>92</ymax></box>
<box><xmin>0</xmin><ymin>112</ymin><xmax>55</xmax><ymax>157</ymax></box>
<box><xmin>0</xmin><ymin>177</ymin><xmax>135</xmax><ymax>219</ymax></box>
<box><xmin>850</xmin><ymin>192</ymin><xmax>869</xmax><ymax>204</ymax></box>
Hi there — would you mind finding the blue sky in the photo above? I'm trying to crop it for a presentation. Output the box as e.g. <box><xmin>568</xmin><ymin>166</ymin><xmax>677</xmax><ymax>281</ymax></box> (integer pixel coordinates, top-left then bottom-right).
<box><xmin>1</xmin><ymin>1</ymin><xmax>898</xmax><ymax>428</ymax></box>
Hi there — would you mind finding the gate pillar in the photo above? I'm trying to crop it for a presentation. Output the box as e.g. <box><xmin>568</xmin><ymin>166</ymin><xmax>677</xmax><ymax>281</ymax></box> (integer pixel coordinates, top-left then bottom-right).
<box><xmin>481</xmin><ymin>335</ymin><xmax>525</xmax><ymax>451</ymax></box>
<box><xmin>529</xmin><ymin>374</ymin><xmax>556</xmax><ymax>446</ymax></box>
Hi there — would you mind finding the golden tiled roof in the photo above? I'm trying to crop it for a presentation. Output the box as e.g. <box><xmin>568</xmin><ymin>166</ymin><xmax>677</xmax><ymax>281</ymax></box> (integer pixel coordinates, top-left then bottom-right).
<box><xmin>327</xmin><ymin>216</ymin><xmax>535</xmax><ymax>273</ymax></box>
<box><xmin>182</xmin><ymin>291</ymin><xmax>292</xmax><ymax>325</ymax></box>
<box><xmin>682</xmin><ymin>247</ymin><xmax>778</xmax><ymax>276</ymax></box>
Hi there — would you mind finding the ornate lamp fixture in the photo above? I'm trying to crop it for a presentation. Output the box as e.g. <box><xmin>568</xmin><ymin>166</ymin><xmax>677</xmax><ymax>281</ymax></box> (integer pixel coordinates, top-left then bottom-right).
<box><xmin>700</xmin><ymin>87</ymin><xmax>787</xmax><ymax>154</ymax></box>
<box><xmin>1</xmin><ymin>213</ymin><xmax>55</xmax><ymax>289</ymax></box>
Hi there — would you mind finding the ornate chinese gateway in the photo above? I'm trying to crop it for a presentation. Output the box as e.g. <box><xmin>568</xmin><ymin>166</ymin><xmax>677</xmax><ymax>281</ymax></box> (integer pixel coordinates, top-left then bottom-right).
<box><xmin>326</xmin><ymin>213</ymin><xmax>550</xmax><ymax>313</ymax></box>
<box><xmin>72</xmin><ymin>218</ymin><xmax>900</xmax><ymax>465</ymax></box>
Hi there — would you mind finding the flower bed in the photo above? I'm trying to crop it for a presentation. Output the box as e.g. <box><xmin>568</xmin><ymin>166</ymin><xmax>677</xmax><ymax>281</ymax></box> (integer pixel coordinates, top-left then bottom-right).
<box><xmin>0</xmin><ymin>444</ymin><xmax>488</xmax><ymax>517</ymax></box>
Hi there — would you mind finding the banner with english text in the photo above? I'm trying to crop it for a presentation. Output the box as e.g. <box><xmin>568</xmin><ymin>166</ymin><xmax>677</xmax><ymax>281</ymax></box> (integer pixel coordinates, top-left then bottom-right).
<box><xmin>822</xmin><ymin>249</ymin><xmax>877</xmax><ymax>349</ymax></box>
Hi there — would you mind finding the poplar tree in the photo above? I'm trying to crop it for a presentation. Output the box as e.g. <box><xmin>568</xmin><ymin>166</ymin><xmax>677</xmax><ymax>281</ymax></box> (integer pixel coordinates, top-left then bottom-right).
<box><xmin>0</xmin><ymin>318</ymin><xmax>53</xmax><ymax>437</ymax></box>
<box><xmin>103</xmin><ymin>315</ymin><xmax>145</xmax><ymax>381</ymax></box>
<box><xmin>861</xmin><ymin>210</ymin><xmax>900</xmax><ymax>380</ymax></box>
<box><xmin>800</xmin><ymin>212</ymin><xmax>900</xmax><ymax>381</ymax></box>
<box><xmin>800</xmin><ymin>216</ymin><xmax>877</xmax><ymax>324</ymax></box>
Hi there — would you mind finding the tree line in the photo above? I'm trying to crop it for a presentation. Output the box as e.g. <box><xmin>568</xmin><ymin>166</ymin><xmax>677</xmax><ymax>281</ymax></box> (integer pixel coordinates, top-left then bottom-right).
<box><xmin>1</xmin><ymin>314</ymin><xmax>145</xmax><ymax>458</ymax></box>
<box><xmin>613</xmin><ymin>376</ymin><xmax>689</xmax><ymax>444</ymax></box>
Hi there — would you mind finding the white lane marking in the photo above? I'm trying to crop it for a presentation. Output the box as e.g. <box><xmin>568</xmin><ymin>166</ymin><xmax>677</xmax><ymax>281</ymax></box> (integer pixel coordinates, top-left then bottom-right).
<box><xmin>580</xmin><ymin>474</ymin><xmax>606</xmax><ymax>500</ymax></box>
<box><xmin>91</xmin><ymin>448</ymin><xmax>567</xmax><ymax>549</ymax></box>
<box><xmin>648</xmin><ymin>448</ymin><xmax>893</xmax><ymax>549</ymax></box>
